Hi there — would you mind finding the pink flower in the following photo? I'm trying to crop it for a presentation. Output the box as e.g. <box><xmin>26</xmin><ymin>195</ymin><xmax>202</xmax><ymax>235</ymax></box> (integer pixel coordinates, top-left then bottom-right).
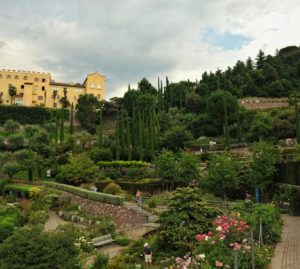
<box><xmin>220</xmin><ymin>234</ymin><xmax>226</xmax><ymax>240</ymax></box>
<box><xmin>175</xmin><ymin>257</ymin><xmax>183</xmax><ymax>263</ymax></box>
<box><xmin>195</xmin><ymin>234</ymin><xmax>207</xmax><ymax>241</ymax></box>
<box><xmin>215</xmin><ymin>260</ymin><xmax>223</xmax><ymax>267</ymax></box>
<box><xmin>211</xmin><ymin>240</ymin><xmax>216</xmax><ymax>245</ymax></box>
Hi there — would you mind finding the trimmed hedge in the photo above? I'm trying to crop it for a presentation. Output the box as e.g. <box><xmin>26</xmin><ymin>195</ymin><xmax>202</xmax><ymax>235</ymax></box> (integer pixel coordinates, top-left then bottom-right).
<box><xmin>98</xmin><ymin>160</ymin><xmax>150</xmax><ymax>168</ymax></box>
<box><xmin>3</xmin><ymin>184</ymin><xmax>37</xmax><ymax>198</ymax></box>
<box><xmin>44</xmin><ymin>182</ymin><xmax>124</xmax><ymax>205</ymax></box>
<box><xmin>0</xmin><ymin>105</ymin><xmax>69</xmax><ymax>125</ymax></box>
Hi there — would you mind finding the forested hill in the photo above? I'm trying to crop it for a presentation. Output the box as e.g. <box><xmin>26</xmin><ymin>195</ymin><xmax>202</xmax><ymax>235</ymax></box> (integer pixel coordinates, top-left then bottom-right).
<box><xmin>195</xmin><ymin>45</ymin><xmax>300</xmax><ymax>98</ymax></box>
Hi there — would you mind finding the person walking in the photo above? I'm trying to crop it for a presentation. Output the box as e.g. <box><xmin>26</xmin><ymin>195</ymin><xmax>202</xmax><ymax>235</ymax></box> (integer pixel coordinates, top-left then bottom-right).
<box><xmin>136</xmin><ymin>189</ymin><xmax>142</xmax><ymax>205</ymax></box>
<box><xmin>144</xmin><ymin>242</ymin><xmax>152</xmax><ymax>267</ymax></box>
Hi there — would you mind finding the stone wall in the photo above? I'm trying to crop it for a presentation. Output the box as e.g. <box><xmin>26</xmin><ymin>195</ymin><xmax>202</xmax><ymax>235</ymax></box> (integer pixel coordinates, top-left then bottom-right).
<box><xmin>64</xmin><ymin>193</ymin><xmax>147</xmax><ymax>229</ymax></box>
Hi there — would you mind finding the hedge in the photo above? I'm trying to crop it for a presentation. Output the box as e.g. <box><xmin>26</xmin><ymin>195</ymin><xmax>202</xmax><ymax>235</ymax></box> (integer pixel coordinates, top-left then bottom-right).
<box><xmin>98</xmin><ymin>160</ymin><xmax>150</xmax><ymax>168</ymax></box>
<box><xmin>44</xmin><ymin>182</ymin><xmax>124</xmax><ymax>205</ymax></box>
<box><xmin>3</xmin><ymin>184</ymin><xmax>36</xmax><ymax>198</ymax></box>
<box><xmin>0</xmin><ymin>105</ymin><xmax>69</xmax><ymax>125</ymax></box>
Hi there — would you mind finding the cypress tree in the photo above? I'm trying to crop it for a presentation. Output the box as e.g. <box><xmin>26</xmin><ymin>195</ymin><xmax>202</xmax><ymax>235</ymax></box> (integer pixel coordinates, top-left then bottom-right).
<box><xmin>138</xmin><ymin>110</ymin><xmax>144</xmax><ymax>160</ymax></box>
<box><xmin>132</xmin><ymin>105</ymin><xmax>138</xmax><ymax>158</ymax></box>
<box><xmin>126</xmin><ymin>114</ymin><xmax>132</xmax><ymax>161</ymax></box>
<box><xmin>223</xmin><ymin>95</ymin><xmax>230</xmax><ymax>149</ymax></box>
<box><xmin>98</xmin><ymin>109</ymin><xmax>103</xmax><ymax>148</ymax></box>
<box><xmin>161</xmin><ymin>80</ymin><xmax>164</xmax><ymax>111</ymax></box>
<box><xmin>295</xmin><ymin>93</ymin><xmax>300</xmax><ymax>144</ymax></box>
<box><xmin>60</xmin><ymin>108</ymin><xmax>64</xmax><ymax>143</ymax></box>
<box><xmin>55</xmin><ymin>113</ymin><xmax>59</xmax><ymax>145</ymax></box>
<box><xmin>119</xmin><ymin>110</ymin><xmax>125</xmax><ymax>154</ymax></box>
<box><xmin>115</xmin><ymin>116</ymin><xmax>120</xmax><ymax>160</ymax></box>
<box><xmin>149</xmin><ymin>106</ymin><xmax>155</xmax><ymax>161</ymax></box>
<box><xmin>69</xmin><ymin>103</ymin><xmax>74</xmax><ymax>135</ymax></box>
<box><xmin>235</xmin><ymin>98</ymin><xmax>242</xmax><ymax>143</ymax></box>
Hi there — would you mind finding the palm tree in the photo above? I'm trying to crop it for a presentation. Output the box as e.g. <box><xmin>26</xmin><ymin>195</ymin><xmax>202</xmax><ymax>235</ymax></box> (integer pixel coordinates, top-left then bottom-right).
<box><xmin>8</xmin><ymin>84</ymin><xmax>17</xmax><ymax>105</ymax></box>
<box><xmin>52</xmin><ymin>90</ymin><xmax>58</xmax><ymax>107</ymax></box>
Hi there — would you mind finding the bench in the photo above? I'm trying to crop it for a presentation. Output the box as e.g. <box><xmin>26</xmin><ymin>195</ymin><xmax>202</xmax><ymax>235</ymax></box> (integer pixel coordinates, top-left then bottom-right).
<box><xmin>92</xmin><ymin>234</ymin><xmax>113</xmax><ymax>247</ymax></box>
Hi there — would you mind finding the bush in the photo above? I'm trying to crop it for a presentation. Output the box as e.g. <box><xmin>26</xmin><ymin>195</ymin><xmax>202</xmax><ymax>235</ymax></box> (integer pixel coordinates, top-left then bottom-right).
<box><xmin>29</xmin><ymin>210</ymin><xmax>49</xmax><ymax>224</ymax></box>
<box><xmin>103</xmin><ymin>182</ymin><xmax>122</xmax><ymax>195</ymax></box>
<box><xmin>92</xmin><ymin>252</ymin><xmax>109</xmax><ymax>269</ymax></box>
<box><xmin>114</xmin><ymin>234</ymin><xmax>130</xmax><ymax>246</ymax></box>
<box><xmin>4</xmin><ymin>184</ymin><xmax>36</xmax><ymax>198</ymax></box>
<box><xmin>44</xmin><ymin>182</ymin><xmax>124</xmax><ymax>205</ymax></box>
<box><xmin>0</xmin><ymin>206</ymin><xmax>20</xmax><ymax>242</ymax></box>
<box><xmin>98</xmin><ymin>160</ymin><xmax>150</xmax><ymax>168</ymax></box>
<box><xmin>3</xmin><ymin>119</ymin><xmax>20</xmax><ymax>132</ymax></box>
<box><xmin>89</xmin><ymin>148</ymin><xmax>113</xmax><ymax>162</ymax></box>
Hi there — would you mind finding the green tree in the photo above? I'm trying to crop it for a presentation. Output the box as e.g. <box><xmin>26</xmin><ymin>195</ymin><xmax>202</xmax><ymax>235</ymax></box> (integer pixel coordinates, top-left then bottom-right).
<box><xmin>160</xmin><ymin>126</ymin><xmax>192</xmax><ymax>152</ymax></box>
<box><xmin>0</xmin><ymin>226</ymin><xmax>80</xmax><ymax>269</ymax></box>
<box><xmin>138</xmin><ymin>78</ymin><xmax>157</xmax><ymax>95</ymax></box>
<box><xmin>69</xmin><ymin>103</ymin><xmax>74</xmax><ymax>134</ymax></box>
<box><xmin>2</xmin><ymin>161</ymin><xmax>21</xmax><ymax>180</ymax></box>
<box><xmin>60</xmin><ymin>109</ymin><xmax>64</xmax><ymax>143</ymax></box>
<box><xmin>75</xmin><ymin>94</ymin><xmax>101</xmax><ymax>134</ymax></box>
<box><xmin>7</xmin><ymin>134</ymin><xmax>24</xmax><ymax>151</ymax></box>
<box><xmin>3</xmin><ymin>119</ymin><xmax>20</xmax><ymax>133</ymax></box>
<box><xmin>13</xmin><ymin>149</ymin><xmax>35</xmax><ymax>182</ymax></box>
<box><xmin>98</xmin><ymin>109</ymin><xmax>103</xmax><ymax>148</ymax></box>
<box><xmin>255</xmin><ymin>49</ymin><xmax>266</xmax><ymax>69</ymax></box>
<box><xmin>155</xmin><ymin>150</ymin><xmax>177</xmax><ymax>190</ymax></box>
<box><xmin>202</xmin><ymin>153</ymin><xmax>242</xmax><ymax>200</ymax></box>
<box><xmin>158</xmin><ymin>187</ymin><xmax>220</xmax><ymax>250</ymax></box>
<box><xmin>178</xmin><ymin>153</ymin><xmax>199</xmax><ymax>183</ymax></box>
<box><xmin>56</xmin><ymin>154</ymin><xmax>99</xmax><ymax>185</ymax></box>
<box><xmin>8</xmin><ymin>84</ymin><xmax>16</xmax><ymax>105</ymax></box>
<box><xmin>249</xmin><ymin>141</ymin><xmax>278</xmax><ymax>189</ymax></box>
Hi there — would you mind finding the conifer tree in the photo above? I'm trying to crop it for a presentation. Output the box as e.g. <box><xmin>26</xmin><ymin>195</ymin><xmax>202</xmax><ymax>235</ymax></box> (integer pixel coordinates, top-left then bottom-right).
<box><xmin>295</xmin><ymin>93</ymin><xmax>300</xmax><ymax>144</ymax></box>
<box><xmin>69</xmin><ymin>103</ymin><xmax>74</xmax><ymax>135</ymax></box>
<box><xmin>126</xmin><ymin>114</ymin><xmax>132</xmax><ymax>161</ymax></box>
<box><xmin>115</xmin><ymin>116</ymin><xmax>120</xmax><ymax>160</ymax></box>
<box><xmin>223</xmin><ymin>95</ymin><xmax>230</xmax><ymax>149</ymax></box>
<box><xmin>98</xmin><ymin>109</ymin><xmax>103</xmax><ymax>148</ymax></box>
<box><xmin>60</xmin><ymin>108</ymin><xmax>64</xmax><ymax>143</ymax></box>
<box><xmin>138</xmin><ymin>110</ymin><xmax>144</xmax><ymax>160</ymax></box>
<box><xmin>235</xmin><ymin>98</ymin><xmax>242</xmax><ymax>142</ymax></box>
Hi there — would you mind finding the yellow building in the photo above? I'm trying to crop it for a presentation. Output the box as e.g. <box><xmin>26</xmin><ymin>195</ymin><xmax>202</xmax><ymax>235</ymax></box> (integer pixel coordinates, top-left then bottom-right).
<box><xmin>0</xmin><ymin>69</ymin><xmax>105</xmax><ymax>108</ymax></box>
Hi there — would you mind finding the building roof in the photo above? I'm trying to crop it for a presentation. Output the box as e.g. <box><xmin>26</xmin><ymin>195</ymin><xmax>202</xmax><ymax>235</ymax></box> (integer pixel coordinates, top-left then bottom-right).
<box><xmin>50</xmin><ymin>81</ymin><xmax>85</xmax><ymax>88</ymax></box>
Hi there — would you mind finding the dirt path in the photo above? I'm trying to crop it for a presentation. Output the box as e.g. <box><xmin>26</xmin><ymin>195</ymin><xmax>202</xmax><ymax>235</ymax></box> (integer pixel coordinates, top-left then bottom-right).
<box><xmin>271</xmin><ymin>214</ymin><xmax>300</xmax><ymax>269</ymax></box>
<box><xmin>44</xmin><ymin>210</ymin><xmax>67</xmax><ymax>232</ymax></box>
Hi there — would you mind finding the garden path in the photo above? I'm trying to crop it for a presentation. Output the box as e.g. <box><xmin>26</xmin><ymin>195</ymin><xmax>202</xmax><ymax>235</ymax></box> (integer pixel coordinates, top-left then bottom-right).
<box><xmin>44</xmin><ymin>210</ymin><xmax>85</xmax><ymax>232</ymax></box>
<box><xmin>271</xmin><ymin>214</ymin><xmax>300</xmax><ymax>269</ymax></box>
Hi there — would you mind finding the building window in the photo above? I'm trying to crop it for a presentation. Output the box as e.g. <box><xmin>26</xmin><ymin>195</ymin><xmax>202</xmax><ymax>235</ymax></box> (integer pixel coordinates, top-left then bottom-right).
<box><xmin>15</xmin><ymin>75</ymin><xmax>19</xmax><ymax>79</ymax></box>
<box><xmin>24</xmin><ymin>76</ymin><xmax>28</xmax><ymax>80</ymax></box>
<box><xmin>21</xmin><ymin>85</ymin><xmax>24</xmax><ymax>89</ymax></box>
<box><xmin>97</xmin><ymin>94</ymin><xmax>101</xmax><ymax>99</ymax></box>
<box><xmin>90</xmin><ymin>83</ymin><xmax>95</xmax><ymax>89</ymax></box>
<box><xmin>34</xmin><ymin>86</ymin><xmax>38</xmax><ymax>91</ymax></box>
<box><xmin>42</xmin><ymin>78</ymin><xmax>46</xmax><ymax>82</ymax></box>
<box><xmin>97</xmin><ymin>83</ymin><xmax>101</xmax><ymax>89</ymax></box>
<box><xmin>42</xmin><ymin>86</ymin><xmax>45</xmax><ymax>91</ymax></box>
<box><xmin>7</xmin><ymin>75</ymin><xmax>11</xmax><ymax>79</ymax></box>
<box><xmin>38</xmin><ymin>96</ymin><xmax>43</xmax><ymax>100</ymax></box>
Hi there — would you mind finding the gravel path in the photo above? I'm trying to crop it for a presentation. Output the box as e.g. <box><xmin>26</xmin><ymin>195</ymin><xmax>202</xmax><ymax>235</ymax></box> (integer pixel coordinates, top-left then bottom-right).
<box><xmin>271</xmin><ymin>214</ymin><xmax>300</xmax><ymax>269</ymax></box>
<box><xmin>44</xmin><ymin>210</ymin><xmax>68</xmax><ymax>232</ymax></box>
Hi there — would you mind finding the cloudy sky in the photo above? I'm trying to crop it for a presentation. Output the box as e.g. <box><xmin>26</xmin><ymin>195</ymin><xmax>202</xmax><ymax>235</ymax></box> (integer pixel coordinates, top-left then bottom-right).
<box><xmin>0</xmin><ymin>0</ymin><xmax>300</xmax><ymax>99</ymax></box>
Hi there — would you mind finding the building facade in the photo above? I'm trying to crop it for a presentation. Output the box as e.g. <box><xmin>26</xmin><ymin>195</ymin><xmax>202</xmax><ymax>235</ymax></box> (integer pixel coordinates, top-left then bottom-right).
<box><xmin>0</xmin><ymin>69</ymin><xmax>105</xmax><ymax>108</ymax></box>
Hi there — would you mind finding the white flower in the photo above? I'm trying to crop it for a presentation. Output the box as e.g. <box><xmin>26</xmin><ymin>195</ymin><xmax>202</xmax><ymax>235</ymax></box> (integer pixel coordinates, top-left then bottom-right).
<box><xmin>198</xmin><ymin>254</ymin><xmax>205</xmax><ymax>260</ymax></box>
<box><xmin>205</xmin><ymin>236</ymin><xmax>209</xmax><ymax>241</ymax></box>
<box><xmin>216</xmin><ymin>226</ymin><xmax>222</xmax><ymax>232</ymax></box>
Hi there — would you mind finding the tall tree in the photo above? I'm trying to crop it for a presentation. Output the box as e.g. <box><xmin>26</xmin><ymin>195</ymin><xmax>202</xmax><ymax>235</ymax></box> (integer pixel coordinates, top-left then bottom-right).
<box><xmin>8</xmin><ymin>84</ymin><xmax>16</xmax><ymax>105</ymax></box>
<box><xmin>60</xmin><ymin>108</ymin><xmax>64</xmax><ymax>143</ymax></box>
<box><xmin>98</xmin><ymin>109</ymin><xmax>103</xmax><ymax>148</ymax></box>
<box><xmin>69</xmin><ymin>103</ymin><xmax>74</xmax><ymax>135</ymax></box>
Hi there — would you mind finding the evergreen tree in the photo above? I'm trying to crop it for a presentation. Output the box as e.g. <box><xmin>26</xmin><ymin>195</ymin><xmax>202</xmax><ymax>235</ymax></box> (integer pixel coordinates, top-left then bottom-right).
<box><xmin>98</xmin><ymin>109</ymin><xmax>103</xmax><ymax>148</ymax></box>
<box><xmin>126</xmin><ymin>114</ymin><xmax>132</xmax><ymax>161</ymax></box>
<box><xmin>256</xmin><ymin>50</ymin><xmax>266</xmax><ymax>69</ymax></box>
<box><xmin>69</xmin><ymin>103</ymin><xmax>74</xmax><ymax>135</ymax></box>
<box><xmin>138</xmin><ymin>110</ymin><xmax>144</xmax><ymax>160</ymax></box>
<box><xmin>60</xmin><ymin>109</ymin><xmax>64</xmax><ymax>143</ymax></box>
<box><xmin>295</xmin><ymin>93</ymin><xmax>300</xmax><ymax>144</ymax></box>
<box><xmin>223</xmin><ymin>94</ymin><xmax>230</xmax><ymax>149</ymax></box>
<box><xmin>115</xmin><ymin>117</ymin><xmax>120</xmax><ymax>160</ymax></box>
<box><xmin>235</xmin><ymin>98</ymin><xmax>242</xmax><ymax>142</ymax></box>
<box><xmin>55</xmin><ymin>114</ymin><xmax>59</xmax><ymax>145</ymax></box>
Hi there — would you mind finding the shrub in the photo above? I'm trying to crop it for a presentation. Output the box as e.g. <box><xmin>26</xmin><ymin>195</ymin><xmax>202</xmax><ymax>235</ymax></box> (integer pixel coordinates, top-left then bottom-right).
<box><xmin>104</xmin><ymin>168</ymin><xmax>121</xmax><ymax>180</ymax></box>
<box><xmin>103</xmin><ymin>182</ymin><xmax>122</xmax><ymax>195</ymax></box>
<box><xmin>98</xmin><ymin>160</ymin><xmax>150</xmax><ymax>168</ymax></box>
<box><xmin>89</xmin><ymin>148</ymin><xmax>113</xmax><ymax>162</ymax></box>
<box><xmin>0</xmin><ymin>206</ymin><xmax>20</xmax><ymax>242</ymax></box>
<box><xmin>29</xmin><ymin>210</ymin><xmax>49</xmax><ymax>224</ymax></box>
<box><xmin>4</xmin><ymin>184</ymin><xmax>36</xmax><ymax>198</ymax></box>
<box><xmin>3</xmin><ymin>119</ymin><xmax>20</xmax><ymax>132</ymax></box>
<box><xmin>44</xmin><ymin>182</ymin><xmax>124</xmax><ymax>205</ymax></box>
<box><xmin>147</xmin><ymin>198</ymin><xmax>157</xmax><ymax>208</ymax></box>
<box><xmin>114</xmin><ymin>235</ymin><xmax>130</xmax><ymax>246</ymax></box>
<box><xmin>92</xmin><ymin>252</ymin><xmax>109</xmax><ymax>269</ymax></box>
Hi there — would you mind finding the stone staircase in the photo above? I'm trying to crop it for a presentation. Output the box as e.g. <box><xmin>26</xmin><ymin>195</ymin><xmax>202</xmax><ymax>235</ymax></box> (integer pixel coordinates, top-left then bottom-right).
<box><xmin>124</xmin><ymin>201</ymin><xmax>159</xmax><ymax>223</ymax></box>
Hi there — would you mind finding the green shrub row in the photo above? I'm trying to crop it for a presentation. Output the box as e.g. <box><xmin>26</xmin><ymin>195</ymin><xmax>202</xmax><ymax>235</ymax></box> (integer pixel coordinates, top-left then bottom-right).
<box><xmin>0</xmin><ymin>206</ymin><xmax>21</xmax><ymax>242</ymax></box>
<box><xmin>44</xmin><ymin>182</ymin><xmax>124</xmax><ymax>205</ymax></box>
<box><xmin>0</xmin><ymin>105</ymin><xmax>69</xmax><ymax>125</ymax></box>
<box><xmin>3</xmin><ymin>184</ymin><xmax>36</xmax><ymax>198</ymax></box>
<box><xmin>98</xmin><ymin>160</ymin><xmax>150</xmax><ymax>168</ymax></box>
